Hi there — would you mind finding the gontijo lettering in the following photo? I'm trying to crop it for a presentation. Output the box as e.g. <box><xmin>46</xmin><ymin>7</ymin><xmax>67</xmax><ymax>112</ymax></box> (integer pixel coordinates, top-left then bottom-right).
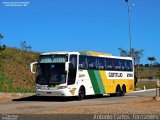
<box><xmin>108</xmin><ymin>72</ymin><xmax>123</xmax><ymax>77</ymax></box>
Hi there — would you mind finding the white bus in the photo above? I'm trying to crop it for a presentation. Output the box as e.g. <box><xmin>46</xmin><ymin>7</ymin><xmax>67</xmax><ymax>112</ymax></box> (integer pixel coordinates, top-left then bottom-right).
<box><xmin>30</xmin><ymin>51</ymin><xmax>134</xmax><ymax>100</ymax></box>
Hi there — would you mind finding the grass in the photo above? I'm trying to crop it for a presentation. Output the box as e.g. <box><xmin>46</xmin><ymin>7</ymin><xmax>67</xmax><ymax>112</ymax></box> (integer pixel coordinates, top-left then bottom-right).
<box><xmin>135</xmin><ymin>80</ymin><xmax>157</xmax><ymax>90</ymax></box>
<box><xmin>137</xmin><ymin>66</ymin><xmax>160</xmax><ymax>79</ymax></box>
<box><xmin>0</xmin><ymin>47</ymin><xmax>39</xmax><ymax>93</ymax></box>
<box><xmin>0</xmin><ymin>76</ymin><xmax>35</xmax><ymax>93</ymax></box>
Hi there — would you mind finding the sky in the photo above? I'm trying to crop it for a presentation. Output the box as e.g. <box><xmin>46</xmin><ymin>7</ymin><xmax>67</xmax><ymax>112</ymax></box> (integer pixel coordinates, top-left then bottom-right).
<box><xmin>0</xmin><ymin>0</ymin><xmax>160</xmax><ymax>64</ymax></box>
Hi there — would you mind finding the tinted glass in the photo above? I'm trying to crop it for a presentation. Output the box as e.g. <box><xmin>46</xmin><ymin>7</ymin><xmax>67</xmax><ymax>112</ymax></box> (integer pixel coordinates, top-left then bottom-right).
<box><xmin>126</xmin><ymin>60</ymin><xmax>133</xmax><ymax>71</ymax></box>
<box><xmin>98</xmin><ymin>58</ymin><xmax>106</xmax><ymax>70</ymax></box>
<box><xmin>106</xmin><ymin>58</ymin><xmax>113</xmax><ymax>70</ymax></box>
<box><xmin>87</xmin><ymin>57</ymin><xmax>97</xmax><ymax>69</ymax></box>
<box><xmin>79</xmin><ymin>56</ymin><xmax>87</xmax><ymax>69</ymax></box>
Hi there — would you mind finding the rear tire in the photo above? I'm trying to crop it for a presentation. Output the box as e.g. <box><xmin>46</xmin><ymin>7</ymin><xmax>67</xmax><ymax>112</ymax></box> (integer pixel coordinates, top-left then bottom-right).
<box><xmin>110</xmin><ymin>85</ymin><xmax>125</xmax><ymax>97</ymax></box>
<box><xmin>116</xmin><ymin>89</ymin><xmax>121</xmax><ymax>96</ymax></box>
<box><xmin>120</xmin><ymin>90</ymin><xmax>125</xmax><ymax>96</ymax></box>
<box><xmin>116</xmin><ymin>86</ymin><xmax>121</xmax><ymax>96</ymax></box>
<box><xmin>121</xmin><ymin>85</ymin><xmax>126</xmax><ymax>96</ymax></box>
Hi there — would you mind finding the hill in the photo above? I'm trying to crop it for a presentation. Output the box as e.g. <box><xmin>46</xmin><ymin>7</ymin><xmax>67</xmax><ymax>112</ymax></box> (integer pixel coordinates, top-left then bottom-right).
<box><xmin>0</xmin><ymin>47</ymin><xmax>39</xmax><ymax>92</ymax></box>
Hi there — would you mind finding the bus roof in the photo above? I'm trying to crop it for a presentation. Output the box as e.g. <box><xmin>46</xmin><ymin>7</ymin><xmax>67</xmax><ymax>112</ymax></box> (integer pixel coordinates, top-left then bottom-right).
<box><xmin>41</xmin><ymin>51</ymin><xmax>111</xmax><ymax>56</ymax></box>
<box><xmin>40</xmin><ymin>51</ymin><xmax>133</xmax><ymax>60</ymax></box>
<box><xmin>79</xmin><ymin>51</ymin><xmax>112</xmax><ymax>56</ymax></box>
<box><xmin>40</xmin><ymin>51</ymin><xmax>79</xmax><ymax>55</ymax></box>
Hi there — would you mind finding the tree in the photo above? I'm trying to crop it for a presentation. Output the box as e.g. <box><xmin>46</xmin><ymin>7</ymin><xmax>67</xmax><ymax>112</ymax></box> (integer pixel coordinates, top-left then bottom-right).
<box><xmin>118</xmin><ymin>48</ymin><xmax>144</xmax><ymax>65</ymax></box>
<box><xmin>118</xmin><ymin>48</ymin><xmax>129</xmax><ymax>57</ymax></box>
<box><xmin>0</xmin><ymin>33</ymin><xmax>6</xmax><ymax>52</ymax></box>
<box><xmin>134</xmin><ymin>49</ymin><xmax>144</xmax><ymax>65</ymax></box>
<box><xmin>20</xmin><ymin>41</ymin><xmax>32</xmax><ymax>51</ymax></box>
<box><xmin>147</xmin><ymin>56</ymin><xmax>156</xmax><ymax>79</ymax></box>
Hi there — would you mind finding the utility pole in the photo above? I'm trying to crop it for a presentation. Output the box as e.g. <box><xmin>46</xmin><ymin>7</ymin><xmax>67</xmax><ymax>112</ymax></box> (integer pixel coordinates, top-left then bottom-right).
<box><xmin>125</xmin><ymin>0</ymin><xmax>132</xmax><ymax>58</ymax></box>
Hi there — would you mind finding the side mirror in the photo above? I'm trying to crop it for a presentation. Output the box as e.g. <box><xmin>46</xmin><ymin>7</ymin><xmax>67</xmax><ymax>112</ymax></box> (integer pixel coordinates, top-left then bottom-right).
<box><xmin>30</xmin><ymin>62</ymin><xmax>37</xmax><ymax>74</ymax></box>
<box><xmin>65</xmin><ymin>62</ymin><xmax>70</xmax><ymax>72</ymax></box>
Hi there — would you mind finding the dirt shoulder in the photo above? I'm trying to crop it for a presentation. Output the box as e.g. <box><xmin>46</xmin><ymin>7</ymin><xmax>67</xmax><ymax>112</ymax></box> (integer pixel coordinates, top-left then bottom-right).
<box><xmin>0</xmin><ymin>97</ymin><xmax>13</xmax><ymax>103</ymax></box>
<box><xmin>0</xmin><ymin>94</ymin><xmax>160</xmax><ymax>115</ymax></box>
<box><xmin>39</xmin><ymin>97</ymin><xmax>160</xmax><ymax>114</ymax></box>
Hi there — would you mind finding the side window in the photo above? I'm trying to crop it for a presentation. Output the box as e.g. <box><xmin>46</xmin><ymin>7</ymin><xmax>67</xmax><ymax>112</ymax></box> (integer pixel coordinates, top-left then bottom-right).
<box><xmin>98</xmin><ymin>58</ymin><xmax>106</xmax><ymax>70</ymax></box>
<box><xmin>120</xmin><ymin>59</ymin><xmax>126</xmax><ymax>71</ymax></box>
<box><xmin>87</xmin><ymin>57</ymin><xmax>97</xmax><ymax>69</ymax></box>
<box><xmin>79</xmin><ymin>56</ymin><xmax>87</xmax><ymax>69</ymax></box>
<box><xmin>126</xmin><ymin>60</ymin><xmax>133</xmax><ymax>71</ymax></box>
<box><xmin>114</xmin><ymin>59</ymin><xmax>121</xmax><ymax>71</ymax></box>
<box><xmin>106</xmin><ymin>58</ymin><xmax>113</xmax><ymax>70</ymax></box>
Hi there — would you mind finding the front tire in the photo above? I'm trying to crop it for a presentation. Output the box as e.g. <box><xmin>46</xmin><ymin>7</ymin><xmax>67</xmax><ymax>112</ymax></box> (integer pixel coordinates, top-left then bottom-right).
<box><xmin>77</xmin><ymin>87</ymin><xmax>85</xmax><ymax>100</ymax></box>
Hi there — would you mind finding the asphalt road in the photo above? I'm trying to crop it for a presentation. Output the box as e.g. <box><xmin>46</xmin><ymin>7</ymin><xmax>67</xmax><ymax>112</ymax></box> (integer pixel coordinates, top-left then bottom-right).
<box><xmin>0</xmin><ymin>89</ymin><xmax>157</xmax><ymax>120</ymax></box>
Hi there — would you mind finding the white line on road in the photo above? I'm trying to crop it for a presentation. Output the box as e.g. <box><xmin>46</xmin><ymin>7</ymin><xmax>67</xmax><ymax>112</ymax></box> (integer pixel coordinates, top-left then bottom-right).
<box><xmin>133</xmin><ymin>88</ymin><xmax>156</xmax><ymax>93</ymax></box>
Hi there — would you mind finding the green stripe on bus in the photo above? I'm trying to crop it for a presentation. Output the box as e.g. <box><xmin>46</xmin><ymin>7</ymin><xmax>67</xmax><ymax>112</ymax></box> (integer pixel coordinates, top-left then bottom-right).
<box><xmin>94</xmin><ymin>71</ymin><xmax>105</xmax><ymax>94</ymax></box>
<box><xmin>88</xmin><ymin>70</ymin><xmax>100</xmax><ymax>94</ymax></box>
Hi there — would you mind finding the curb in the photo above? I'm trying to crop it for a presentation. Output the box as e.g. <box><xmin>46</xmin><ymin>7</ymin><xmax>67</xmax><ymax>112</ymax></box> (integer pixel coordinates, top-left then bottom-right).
<box><xmin>0</xmin><ymin>93</ymin><xmax>35</xmax><ymax>98</ymax></box>
<box><xmin>133</xmin><ymin>88</ymin><xmax>156</xmax><ymax>93</ymax></box>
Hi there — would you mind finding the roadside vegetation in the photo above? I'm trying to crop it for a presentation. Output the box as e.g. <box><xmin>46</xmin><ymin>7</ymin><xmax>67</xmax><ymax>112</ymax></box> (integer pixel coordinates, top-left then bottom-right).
<box><xmin>0</xmin><ymin>47</ymin><xmax>39</xmax><ymax>92</ymax></box>
<box><xmin>135</xmin><ymin>66</ymin><xmax>159</xmax><ymax>90</ymax></box>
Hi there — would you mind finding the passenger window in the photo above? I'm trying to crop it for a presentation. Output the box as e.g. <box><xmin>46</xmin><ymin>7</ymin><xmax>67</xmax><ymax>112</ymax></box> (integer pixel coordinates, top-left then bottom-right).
<box><xmin>79</xmin><ymin>56</ymin><xmax>87</xmax><ymax>69</ymax></box>
<box><xmin>114</xmin><ymin>59</ymin><xmax>121</xmax><ymax>71</ymax></box>
<box><xmin>87</xmin><ymin>57</ymin><xmax>97</xmax><ymax>69</ymax></box>
<box><xmin>120</xmin><ymin>59</ymin><xmax>126</xmax><ymax>71</ymax></box>
<box><xmin>126</xmin><ymin>60</ymin><xmax>133</xmax><ymax>71</ymax></box>
<box><xmin>106</xmin><ymin>58</ymin><xmax>113</xmax><ymax>70</ymax></box>
<box><xmin>98</xmin><ymin>58</ymin><xmax>106</xmax><ymax>70</ymax></box>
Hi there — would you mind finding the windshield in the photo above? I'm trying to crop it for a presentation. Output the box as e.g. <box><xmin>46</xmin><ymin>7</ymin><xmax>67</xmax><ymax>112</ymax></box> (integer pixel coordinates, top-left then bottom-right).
<box><xmin>36</xmin><ymin>63</ymin><xmax>66</xmax><ymax>85</ymax></box>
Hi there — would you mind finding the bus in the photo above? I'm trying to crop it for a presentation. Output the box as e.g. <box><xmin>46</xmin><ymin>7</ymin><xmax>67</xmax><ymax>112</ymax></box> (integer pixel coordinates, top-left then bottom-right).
<box><xmin>30</xmin><ymin>51</ymin><xmax>134</xmax><ymax>100</ymax></box>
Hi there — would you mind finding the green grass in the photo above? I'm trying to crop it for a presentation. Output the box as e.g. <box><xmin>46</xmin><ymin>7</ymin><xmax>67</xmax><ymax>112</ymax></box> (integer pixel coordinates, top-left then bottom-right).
<box><xmin>0</xmin><ymin>47</ymin><xmax>39</xmax><ymax>93</ymax></box>
<box><xmin>137</xmin><ymin>66</ymin><xmax>160</xmax><ymax>79</ymax></box>
<box><xmin>0</xmin><ymin>76</ymin><xmax>35</xmax><ymax>93</ymax></box>
<box><xmin>135</xmin><ymin>81</ymin><xmax>157</xmax><ymax>90</ymax></box>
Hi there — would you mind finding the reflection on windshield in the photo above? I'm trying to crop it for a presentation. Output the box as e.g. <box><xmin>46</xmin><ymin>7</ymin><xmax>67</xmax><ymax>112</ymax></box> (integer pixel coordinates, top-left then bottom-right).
<box><xmin>36</xmin><ymin>63</ymin><xmax>66</xmax><ymax>85</ymax></box>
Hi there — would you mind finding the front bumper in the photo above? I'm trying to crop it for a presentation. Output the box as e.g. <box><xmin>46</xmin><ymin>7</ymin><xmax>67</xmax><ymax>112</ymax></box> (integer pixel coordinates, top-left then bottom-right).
<box><xmin>36</xmin><ymin>88</ymin><xmax>73</xmax><ymax>96</ymax></box>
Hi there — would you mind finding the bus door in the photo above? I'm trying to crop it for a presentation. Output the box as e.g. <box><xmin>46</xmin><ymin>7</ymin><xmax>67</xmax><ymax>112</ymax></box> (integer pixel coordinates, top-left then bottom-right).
<box><xmin>67</xmin><ymin>55</ymin><xmax>77</xmax><ymax>85</ymax></box>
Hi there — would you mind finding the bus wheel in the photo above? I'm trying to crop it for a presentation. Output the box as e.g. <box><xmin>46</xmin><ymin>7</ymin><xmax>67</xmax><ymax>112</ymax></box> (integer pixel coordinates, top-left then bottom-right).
<box><xmin>121</xmin><ymin>85</ymin><xmax>126</xmax><ymax>96</ymax></box>
<box><xmin>116</xmin><ymin>85</ymin><xmax>121</xmax><ymax>96</ymax></box>
<box><xmin>78</xmin><ymin>87</ymin><xmax>85</xmax><ymax>100</ymax></box>
<box><xmin>120</xmin><ymin>90</ymin><xmax>124</xmax><ymax>96</ymax></box>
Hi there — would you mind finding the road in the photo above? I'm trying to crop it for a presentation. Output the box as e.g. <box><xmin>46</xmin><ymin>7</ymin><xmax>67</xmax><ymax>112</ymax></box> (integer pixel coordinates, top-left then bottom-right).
<box><xmin>0</xmin><ymin>89</ymin><xmax>159</xmax><ymax>120</ymax></box>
